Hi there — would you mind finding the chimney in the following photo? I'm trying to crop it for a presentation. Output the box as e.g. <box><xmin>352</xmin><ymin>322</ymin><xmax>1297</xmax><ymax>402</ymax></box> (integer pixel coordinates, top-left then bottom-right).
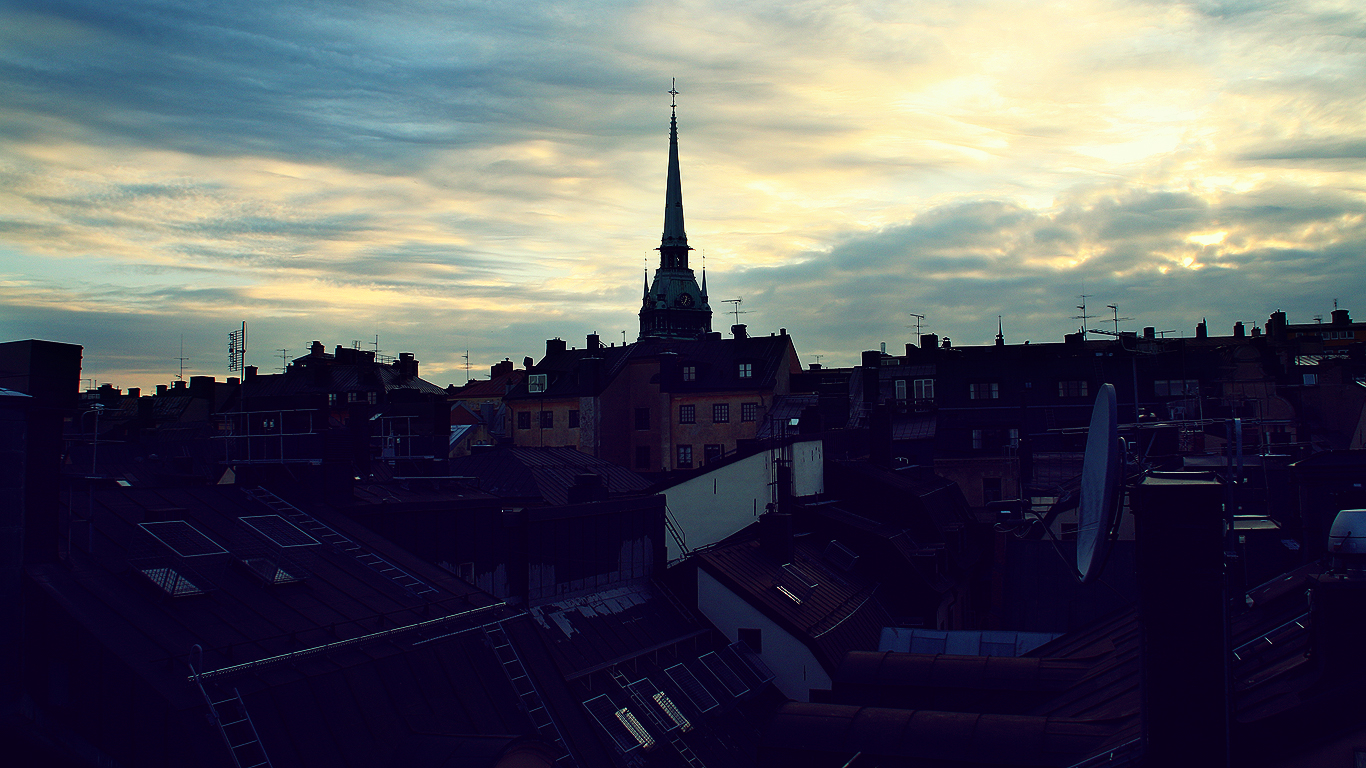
<box><xmin>760</xmin><ymin>511</ymin><xmax>794</xmax><ymax>564</ymax></box>
<box><xmin>1251</xmin><ymin>326</ymin><xmax>1261</xmax><ymax>337</ymax></box>
<box><xmin>732</xmin><ymin>324</ymin><xmax>748</xmax><ymax>339</ymax></box>
<box><xmin>523</xmin><ymin>356</ymin><xmax>534</xmax><ymax>371</ymax></box>
<box><xmin>189</xmin><ymin>375</ymin><xmax>214</xmax><ymax>399</ymax></box>
<box><xmin>1196</xmin><ymin>320</ymin><xmax>1208</xmax><ymax>339</ymax></box>
<box><xmin>396</xmin><ymin>352</ymin><xmax>417</xmax><ymax>378</ymax></box>
<box><xmin>1267</xmin><ymin>311</ymin><xmax>1287</xmax><ymax>341</ymax></box>
<box><xmin>491</xmin><ymin>359</ymin><xmax>513</xmax><ymax>378</ymax></box>
<box><xmin>128</xmin><ymin>388</ymin><xmax>140</xmax><ymax>398</ymax></box>
<box><xmin>1311</xmin><ymin>510</ymin><xmax>1366</xmax><ymax>678</ymax></box>
<box><xmin>1143</xmin><ymin>327</ymin><xmax>1156</xmax><ymax>339</ymax></box>
<box><xmin>1133</xmin><ymin>474</ymin><xmax>1229</xmax><ymax>767</ymax></box>
<box><xmin>780</xmin><ymin>328</ymin><xmax>787</xmax><ymax>336</ymax></box>
<box><xmin>919</xmin><ymin>333</ymin><xmax>938</xmax><ymax>352</ymax></box>
<box><xmin>861</xmin><ymin>350</ymin><xmax>881</xmax><ymax>407</ymax></box>
<box><xmin>1332</xmin><ymin>308</ymin><xmax>1351</xmax><ymax>325</ymax></box>
<box><xmin>245</xmin><ymin>366</ymin><xmax>258</xmax><ymax>380</ymax></box>
<box><xmin>156</xmin><ymin>384</ymin><xmax>168</xmax><ymax>396</ymax></box>
<box><xmin>546</xmin><ymin>338</ymin><xmax>567</xmax><ymax>356</ymax></box>
<box><xmin>587</xmin><ymin>333</ymin><xmax>601</xmax><ymax>351</ymax></box>
<box><xmin>1233</xmin><ymin>321</ymin><xmax>1245</xmax><ymax>338</ymax></box>
<box><xmin>941</xmin><ymin>337</ymin><xmax>952</xmax><ymax>349</ymax></box>
<box><xmin>310</xmin><ymin>340</ymin><xmax>325</xmax><ymax>357</ymax></box>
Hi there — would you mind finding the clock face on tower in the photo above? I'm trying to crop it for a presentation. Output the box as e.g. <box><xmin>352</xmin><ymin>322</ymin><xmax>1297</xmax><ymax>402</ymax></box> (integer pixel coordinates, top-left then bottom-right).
<box><xmin>675</xmin><ymin>293</ymin><xmax>695</xmax><ymax>308</ymax></box>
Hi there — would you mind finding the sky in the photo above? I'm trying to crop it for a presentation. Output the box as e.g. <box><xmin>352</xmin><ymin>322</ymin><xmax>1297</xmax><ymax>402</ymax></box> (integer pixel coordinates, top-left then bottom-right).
<box><xmin>2</xmin><ymin>0</ymin><xmax>1364</xmax><ymax>391</ymax></box>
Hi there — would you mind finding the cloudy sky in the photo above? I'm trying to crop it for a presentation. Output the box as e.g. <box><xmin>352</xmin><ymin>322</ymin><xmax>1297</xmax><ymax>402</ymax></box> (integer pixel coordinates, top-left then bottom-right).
<box><xmin>2</xmin><ymin>0</ymin><xmax>1363</xmax><ymax>390</ymax></box>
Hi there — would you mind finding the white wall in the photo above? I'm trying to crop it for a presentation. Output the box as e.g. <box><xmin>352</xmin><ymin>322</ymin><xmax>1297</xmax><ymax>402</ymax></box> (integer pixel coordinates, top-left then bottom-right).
<box><xmin>663</xmin><ymin>439</ymin><xmax>823</xmax><ymax>561</ymax></box>
<box><xmin>696</xmin><ymin>568</ymin><xmax>831</xmax><ymax>702</ymax></box>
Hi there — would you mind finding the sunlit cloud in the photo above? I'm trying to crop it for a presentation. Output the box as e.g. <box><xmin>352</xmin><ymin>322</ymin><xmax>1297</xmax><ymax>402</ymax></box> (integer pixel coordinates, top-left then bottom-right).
<box><xmin>1</xmin><ymin>0</ymin><xmax>1364</xmax><ymax>388</ymax></box>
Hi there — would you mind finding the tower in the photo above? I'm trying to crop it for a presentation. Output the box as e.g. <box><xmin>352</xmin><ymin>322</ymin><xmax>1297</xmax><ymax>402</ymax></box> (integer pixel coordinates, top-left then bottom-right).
<box><xmin>639</xmin><ymin>82</ymin><xmax>712</xmax><ymax>341</ymax></box>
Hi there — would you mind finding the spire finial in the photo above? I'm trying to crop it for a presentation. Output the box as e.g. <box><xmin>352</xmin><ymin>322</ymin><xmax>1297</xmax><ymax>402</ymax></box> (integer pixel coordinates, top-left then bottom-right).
<box><xmin>669</xmin><ymin>78</ymin><xmax>678</xmax><ymax>110</ymax></box>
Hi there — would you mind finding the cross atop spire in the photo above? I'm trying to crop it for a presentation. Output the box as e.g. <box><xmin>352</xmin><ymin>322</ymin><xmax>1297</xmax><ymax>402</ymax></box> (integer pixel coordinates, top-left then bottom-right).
<box><xmin>659</xmin><ymin>78</ymin><xmax>689</xmax><ymax>267</ymax></box>
<box><xmin>669</xmin><ymin>79</ymin><xmax>678</xmax><ymax>109</ymax></box>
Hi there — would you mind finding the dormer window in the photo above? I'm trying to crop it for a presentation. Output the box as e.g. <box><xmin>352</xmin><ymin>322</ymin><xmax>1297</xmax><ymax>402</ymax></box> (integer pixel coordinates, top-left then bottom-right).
<box><xmin>527</xmin><ymin>374</ymin><xmax>547</xmax><ymax>393</ymax></box>
<box><xmin>737</xmin><ymin>362</ymin><xmax>753</xmax><ymax>379</ymax></box>
<box><xmin>682</xmin><ymin>365</ymin><xmax>697</xmax><ymax>382</ymax></box>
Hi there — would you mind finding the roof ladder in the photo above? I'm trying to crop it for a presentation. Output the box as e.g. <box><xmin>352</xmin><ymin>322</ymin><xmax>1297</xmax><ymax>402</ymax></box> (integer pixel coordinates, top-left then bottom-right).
<box><xmin>243</xmin><ymin>486</ymin><xmax>439</xmax><ymax>599</ymax></box>
<box><xmin>482</xmin><ymin>622</ymin><xmax>578</xmax><ymax>767</ymax></box>
<box><xmin>664</xmin><ymin>504</ymin><xmax>689</xmax><ymax>558</ymax></box>
<box><xmin>190</xmin><ymin>645</ymin><xmax>273</xmax><ymax>768</ymax></box>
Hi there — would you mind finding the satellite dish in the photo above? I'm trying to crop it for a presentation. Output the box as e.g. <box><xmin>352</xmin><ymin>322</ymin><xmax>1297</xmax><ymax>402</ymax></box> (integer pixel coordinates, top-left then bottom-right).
<box><xmin>1076</xmin><ymin>383</ymin><xmax>1123</xmax><ymax>583</ymax></box>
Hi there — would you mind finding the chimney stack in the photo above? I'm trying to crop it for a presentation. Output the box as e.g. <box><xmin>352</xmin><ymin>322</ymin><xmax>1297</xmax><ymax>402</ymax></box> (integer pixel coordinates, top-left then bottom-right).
<box><xmin>732</xmin><ymin>324</ymin><xmax>748</xmax><ymax>339</ymax></box>
<box><xmin>1234</xmin><ymin>321</ymin><xmax>1245</xmax><ymax>338</ymax></box>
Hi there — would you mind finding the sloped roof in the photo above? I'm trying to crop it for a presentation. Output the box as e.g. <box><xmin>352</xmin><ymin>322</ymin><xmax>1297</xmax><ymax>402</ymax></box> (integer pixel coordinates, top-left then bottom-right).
<box><xmin>696</xmin><ymin>535</ymin><xmax>895</xmax><ymax>671</ymax></box>
<box><xmin>31</xmin><ymin>484</ymin><xmax>540</xmax><ymax>767</ymax></box>
<box><xmin>507</xmin><ymin>333</ymin><xmax>797</xmax><ymax>401</ymax></box>
<box><xmin>448</xmin><ymin>446</ymin><xmax>651</xmax><ymax>505</ymax></box>
<box><xmin>529</xmin><ymin>582</ymin><xmax>705</xmax><ymax>679</ymax></box>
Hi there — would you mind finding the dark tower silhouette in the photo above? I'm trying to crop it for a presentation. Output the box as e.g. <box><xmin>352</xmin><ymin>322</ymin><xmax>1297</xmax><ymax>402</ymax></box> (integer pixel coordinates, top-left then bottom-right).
<box><xmin>639</xmin><ymin>82</ymin><xmax>713</xmax><ymax>341</ymax></box>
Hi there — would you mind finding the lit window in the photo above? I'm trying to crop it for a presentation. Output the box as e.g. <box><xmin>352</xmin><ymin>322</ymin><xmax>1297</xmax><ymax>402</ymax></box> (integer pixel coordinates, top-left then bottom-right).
<box><xmin>682</xmin><ymin>365</ymin><xmax>697</xmax><ymax>382</ymax></box>
<box><xmin>741</xmin><ymin>402</ymin><xmax>758</xmax><ymax>422</ymax></box>
<box><xmin>972</xmin><ymin>429</ymin><xmax>983</xmax><ymax>449</ymax></box>
<box><xmin>327</xmin><ymin>392</ymin><xmax>337</xmax><ymax>406</ymax></box>
<box><xmin>738</xmin><ymin>362</ymin><xmax>753</xmax><ymax>379</ymax></box>
<box><xmin>677</xmin><ymin>444</ymin><xmax>693</xmax><ymax>469</ymax></box>
<box><xmin>713</xmin><ymin>403</ymin><xmax>730</xmax><ymax>423</ymax></box>
<box><xmin>895</xmin><ymin>379</ymin><xmax>907</xmax><ymax>400</ymax></box>
<box><xmin>527</xmin><ymin>374</ymin><xmax>547</xmax><ymax>393</ymax></box>
<box><xmin>679</xmin><ymin>404</ymin><xmax>695</xmax><ymax>424</ymax></box>
<box><xmin>366</xmin><ymin>390</ymin><xmax>378</xmax><ymax>405</ymax></box>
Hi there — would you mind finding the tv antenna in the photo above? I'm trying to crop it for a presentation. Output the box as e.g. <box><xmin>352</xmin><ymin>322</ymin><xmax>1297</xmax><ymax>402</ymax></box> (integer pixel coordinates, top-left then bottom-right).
<box><xmin>1105</xmin><ymin>304</ymin><xmax>1132</xmax><ymax>334</ymax></box>
<box><xmin>463</xmin><ymin>349</ymin><xmax>471</xmax><ymax>384</ymax></box>
<box><xmin>1073</xmin><ymin>295</ymin><xmax>1097</xmax><ymax>340</ymax></box>
<box><xmin>175</xmin><ymin>335</ymin><xmax>189</xmax><ymax>382</ymax></box>
<box><xmin>722</xmin><ymin>298</ymin><xmax>747</xmax><ymax>325</ymax></box>
<box><xmin>907</xmin><ymin>312</ymin><xmax>925</xmax><ymax>339</ymax></box>
<box><xmin>277</xmin><ymin>348</ymin><xmax>289</xmax><ymax>373</ymax></box>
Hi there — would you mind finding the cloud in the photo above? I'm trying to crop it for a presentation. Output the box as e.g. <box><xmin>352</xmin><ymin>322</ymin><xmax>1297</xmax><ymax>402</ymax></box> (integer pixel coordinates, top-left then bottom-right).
<box><xmin>0</xmin><ymin>0</ymin><xmax>1364</xmax><ymax>388</ymax></box>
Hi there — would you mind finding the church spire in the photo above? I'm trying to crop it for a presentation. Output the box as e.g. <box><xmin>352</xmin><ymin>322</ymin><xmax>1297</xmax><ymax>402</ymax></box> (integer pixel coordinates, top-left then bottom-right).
<box><xmin>659</xmin><ymin>79</ymin><xmax>689</xmax><ymax>269</ymax></box>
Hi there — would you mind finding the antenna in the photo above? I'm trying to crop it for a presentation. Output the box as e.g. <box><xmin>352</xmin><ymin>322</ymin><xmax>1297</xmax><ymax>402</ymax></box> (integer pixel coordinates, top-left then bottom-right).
<box><xmin>277</xmin><ymin>348</ymin><xmax>288</xmax><ymax>374</ymax></box>
<box><xmin>463</xmin><ymin>349</ymin><xmax>471</xmax><ymax>384</ymax></box>
<box><xmin>227</xmin><ymin>322</ymin><xmax>247</xmax><ymax>373</ymax></box>
<box><xmin>814</xmin><ymin>354</ymin><xmax>823</xmax><ymax>366</ymax></box>
<box><xmin>1076</xmin><ymin>383</ymin><xmax>1124</xmax><ymax>583</ymax></box>
<box><xmin>1105</xmin><ymin>304</ymin><xmax>1133</xmax><ymax>334</ymax></box>
<box><xmin>907</xmin><ymin>312</ymin><xmax>925</xmax><ymax>339</ymax></box>
<box><xmin>175</xmin><ymin>335</ymin><xmax>190</xmax><ymax>382</ymax></box>
<box><xmin>1073</xmin><ymin>295</ymin><xmax>1096</xmax><ymax>340</ymax></box>
<box><xmin>722</xmin><ymin>298</ymin><xmax>747</xmax><ymax>325</ymax></box>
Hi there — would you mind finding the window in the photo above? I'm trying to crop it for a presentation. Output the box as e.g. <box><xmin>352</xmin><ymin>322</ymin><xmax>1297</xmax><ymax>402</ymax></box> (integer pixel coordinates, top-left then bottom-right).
<box><xmin>677</xmin><ymin>444</ymin><xmax>693</xmax><ymax>469</ymax></box>
<box><xmin>679</xmin><ymin>404</ymin><xmax>695</xmax><ymax>424</ymax></box>
<box><xmin>539</xmin><ymin>410</ymin><xmax>553</xmax><ymax>428</ymax></box>
<box><xmin>347</xmin><ymin>391</ymin><xmax>361</xmax><ymax>403</ymax></box>
<box><xmin>741</xmin><ymin>402</ymin><xmax>758</xmax><ymax>422</ymax></box>
<box><xmin>969</xmin><ymin>382</ymin><xmax>999</xmax><ymax>400</ymax></box>
<box><xmin>682</xmin><ymin>365</ymin><xmax>697</xmax><ymax>382</ymax></box>
<box><xmin>568</xmin><ymin>410</ymin><xmax>579</xmax><ymax>428</ymax></box>
<box><xmin>738</xmin><ymin>627</ymin><xmax>763</xmax><ymax>653</ymax></box>
<box><xmin>1057</xmin><ymin>380</ymin><xmax>1089</xmax><ymax>398</ymax></box>
<box><xmin>1303</xmin><ymin>373</ymin><xmax>1318</xmax><ymax>386</ymax></box>
<box><xmin>738</xmin><ymin>362</ymin><xmax>753</xmax><ymax>379</ymax></box>
<box><xmin>517</xmin><ymin>411</ymin><xmax>531</xmax><ymax>430</ymax></box>
<box><xmin>527</xmin><ymin>374</ymin><xmax>547</xmax><ymax>393</ymax></box>
<box><xmin>713</xmin><ymin>403</ymin><xmax>730</xmax><ymax>423</ymax></box>
<box><xmin>635</xmin><ymin>407</ymin><xmax>650</xmax><ymax>430</ymax></box>
<box><xmin>914</xmin><ymin>378</ymin><xmax>935</xmax><ymax>401</ymax></box>
<box><xmin>895</xmin><ymin>379</ymin><xmax>907</xmax><ymax>400</ymax></box>
<box><xmin>1154</xmin><ymin>379</ymin><xmax>1199</xmax><ymax>397</ymax></box>
<box><xmin>635</xmin><ymin>446</ymin><xmax>650</xmax><ymax>469</ymax></box>
<box><xmin>983</xmin><ymin>477</ymin><xmax>1003</xmax><ymax>504</ymax></box>
<box><xmin>705</xmin><ymin>444</ymin><xmax>724</xmax><ymax>464</ymax></box>
<box><xmin>327</xmin><ymin>392</ymin><xmax>337</xmax><ymax>406</ymax></box>
<box><xmin>1008</xmin><ymin>428</ymin><xmax>1020</xmax><ymax>449</ymax></box>
<box><xmin>367</xmin><ymin>390</ymin><xmax>378</xmax><ymax>405</ymax></box>
<box><xmin>972</xmin><ymin>429</ymin><xmax>983</xmax><ymax>449</ymax></box>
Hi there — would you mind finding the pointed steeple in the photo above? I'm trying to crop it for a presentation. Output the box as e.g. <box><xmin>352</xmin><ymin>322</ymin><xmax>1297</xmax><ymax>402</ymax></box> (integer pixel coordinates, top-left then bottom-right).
<box><xmin>638</xmin><ymin>81</ymin><xmax>711</xmax><ymax>342</ymax></box>
<box><xmin>659</xmin><ymin>80</ymin><xmax>690</xmax><ymax>270</ymax></box>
